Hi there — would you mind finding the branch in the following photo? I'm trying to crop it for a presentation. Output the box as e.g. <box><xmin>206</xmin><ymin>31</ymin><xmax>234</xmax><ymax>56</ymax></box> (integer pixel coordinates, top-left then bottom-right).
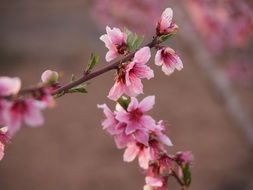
<box><xmin>51</xmin><ymin>36</ymin><xmax>160</xmax><ymax>96</ymax></box>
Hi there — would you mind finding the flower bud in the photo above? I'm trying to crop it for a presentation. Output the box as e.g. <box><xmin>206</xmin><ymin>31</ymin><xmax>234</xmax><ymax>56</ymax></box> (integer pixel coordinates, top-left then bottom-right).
<box><xmin>41</xmin><ymin>70</ymin><xmax>59</xmax><ymax>85</ymax></box>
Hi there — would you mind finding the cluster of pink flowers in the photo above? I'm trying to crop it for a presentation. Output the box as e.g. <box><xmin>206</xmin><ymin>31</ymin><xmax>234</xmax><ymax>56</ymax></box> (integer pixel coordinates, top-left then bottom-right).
<box><xmin>100</xmin><ymin>8</ymin><xmax>183</xmax><ymax>101</ymax></box>
<box><xmin>98</xmin><ymin>96</ymin><xmax>193</xmax><ymax>189</ymax></box>
<box><xmin>99</xmin><ymin>7</ymin><xmax>192</xmax><ymax>190</ymax></box>
<box><xmin>0</xmin><ymin>6</ymin><xmax>193</xmax><ymax>190</ymax></box>
<box><xmin>0</xmin><ymin>70</ymin><xmax>58</xmax><ymax>160</ymax></box>
<box><xmin>185</xmin><ymin>0</ymin><xmax>253</xmax><ymax>52</ymax></box>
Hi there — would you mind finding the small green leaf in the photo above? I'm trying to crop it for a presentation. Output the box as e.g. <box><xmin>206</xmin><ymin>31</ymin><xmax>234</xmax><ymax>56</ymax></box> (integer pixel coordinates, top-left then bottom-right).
<box><xmin>125</xmin><ymin>28</ymin><xmax>143</xmax><ymax>52</ymax></box>
<box><xmin>86</xmin><ymin>53</ymin><xmax>99</xmax><ymax>73</ymax></box>
<box><xmin>182</xmin><ymin>164</ymin><xmax>192</xmax><ymax>186</ymax></box>
<box><xmin>54</xmin><ymin>91</ymin><xmax>65</xmax><ymax>98</ymax></box>
<box><xmin>159</xmin><ymin>34</ymin><xmax>175</xmax><ymax>42</ymax></box>
<box><xmin>117</xmin><ymin>96</ymin><xmax>131</xmax><ymax>110</ymax></box>
<box><xmin>68</xmin><ymin>85</ymin><xmax>88</xmax><ymax>94</ymax></box>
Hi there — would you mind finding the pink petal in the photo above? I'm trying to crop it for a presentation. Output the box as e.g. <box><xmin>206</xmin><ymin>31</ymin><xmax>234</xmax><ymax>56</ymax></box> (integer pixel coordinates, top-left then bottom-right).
<box><xmin>134</xmin><ymin>130</ymin><xmax>149</xmax><ymax>146</ymax></box>
<box><xmin>140</xmin><ymin>115</ymin><xmax>156</xmax><ymax>130</ymax></box>
<box><xmin>0</xmin><ymin>77</ymin><xmax>21</xmax><ymax>96</ymax></box>
<box><xmin>107</xmin><ymin>26</ymin><xmax>125</xmax><ymax>45</ymax></box>
<box><xmin>123</xmin><ymin>143</ymin><xmax>139</xmax><ymax>162</ymax></box>
<box><xmin>145</xmin><ymin>176</ymin><xmax>163</xmax><ymax>187</ymax></box>
<box><xmin>154</xmin><ymin>50</ymin><xmax>163</xmax><ymax>66</ymax></box>
<box><xmin>115</xmin><ymin>111</ymin><xmax>129</xmax><ymax>123</ymax></box>
<box><xmin>138</xmin><ymin>147</ymin><xmax>150</xmax><ymax>169</ymax></box>
<box><xmin>97</xmin><ymin>104</ymin><xmax>114</xmax><ymax>119</ymax></box>
<box><xmin>125</xmin><ymin>62</ymin><xmax>136</xmax><ymax>86</ymax></box>
<box><xmin>125</xmin><ymin>76</ymin><xmax>143</xmax><ymax>96</ymax></box>
<box><xmin>105</xmin><ymin>50</ymin><xmax>118</xmax><ymax>62</ymax></box>
<box><xmin>139</xmin><ymin>96</ymin><xmax>155</xmax><ymax>112</ymax></box>
<box><xmin>108</xmin><ymin>81</ymin><xmax>124</xmax><ymax>101</ymax></box>
<box><xmin>0</xmin><ymin>142</ymin><xmax>4</xmax><ymax>161</ymax></box>
<box><xmin>100</xmin><ymin>34</ymin><xmax>115</xmax><ymax>51</ymax></box>
<box><xmin>114</xmin><ymin>133</ymin><xmax>133</xmax><ymax>149</ymax></box>
<box><xmin>128</xmin><ymin>97</ymin><xmax>139</xmax><ymax>111</ymax></box>
<box><xmin>125</xmin><ymin>121</ymin><xmax>141</xmax><ymax>135</ymax></box>
<box><xmin>174</xmin><ymin>55</ymin><xmax>183</xmax><ymax>70</ymax></box>
<box><xmin>157</xmin><ymin>133</ymin><xmax>173</xmax><ymax>146</ymax></box>
<box><xmin>23</xmin><ymin>101</ymin><xmax>44</xmax><ymax>127</ymax></box>
<box><xmin>133</xmin><ymin>64</ymin><xmax>154</xmax><ymax>80</ymax></box>
<box><xmin>162</xmin><ymin>64</ymin><xmax>175</xmax><ymax>75</ymax></box>
<box><xmin>160</xmin><ymin>8</ymin><xmax>173</xmax><ymax>30</ymax></box>
<box><xmin>134</xmin><ymin>47</ymin><xmax>151</xmax><ymax>64</ymax></box>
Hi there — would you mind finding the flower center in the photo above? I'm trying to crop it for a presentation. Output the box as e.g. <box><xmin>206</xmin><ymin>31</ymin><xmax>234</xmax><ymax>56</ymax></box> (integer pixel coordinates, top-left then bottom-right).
<box><xmin>130</xmin><ymin>108</ymin><xmax>143</xmax><ymax>121</ymax></box>
<box><xmin>11</xmin><ymin>101</ymin><xmax>27</xmax><ymax>114</ymax></box>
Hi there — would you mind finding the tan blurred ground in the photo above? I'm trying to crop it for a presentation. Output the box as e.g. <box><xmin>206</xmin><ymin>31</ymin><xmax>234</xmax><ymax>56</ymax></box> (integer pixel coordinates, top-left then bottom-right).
<box><xmin>0</xmin><ymin>1</ymin><xmax>253</xmax><ymax>190</ymax></box>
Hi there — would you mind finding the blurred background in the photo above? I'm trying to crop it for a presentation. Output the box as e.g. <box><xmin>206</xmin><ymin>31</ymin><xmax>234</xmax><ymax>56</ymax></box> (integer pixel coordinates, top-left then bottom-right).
<box><xmin>0</xmin><ymin>0</ymin><xmax>253</xmax><ymax>190</ymax></box>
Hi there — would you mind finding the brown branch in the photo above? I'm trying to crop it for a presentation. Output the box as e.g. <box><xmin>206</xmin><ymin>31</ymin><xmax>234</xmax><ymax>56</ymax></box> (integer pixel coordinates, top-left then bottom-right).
<box><xmin>51</xmin><ymin>37</ymin><xmax>160</xmax><ymax>96</ymax></box>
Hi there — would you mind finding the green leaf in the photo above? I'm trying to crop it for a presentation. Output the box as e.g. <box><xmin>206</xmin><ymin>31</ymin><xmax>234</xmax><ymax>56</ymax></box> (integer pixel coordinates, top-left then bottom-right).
<box><xmin>182</xmin><ymin>164</ymin><xmax>192</xmax><ymax>186</ymax></box>
<box><xmin>54</xmin><ymin>91</ymin><xmax>65</xmax><ymax>98</ymax></box>
<box><xmin>125</xmin><ymin>28</ymin><xmax>143</xmax><ymax>52</ymax></box>
<box><xmin>86</xmin><ymin>53</ymin><xmax>99</xmax><ymax>73</ymax></box>
<box><xmin>68</xmin><ymin>85</ymin><xmax>88</xmax><ymax>94</ymax></box>
<box><xmin>159</xmin><ymin>34</ymin><xmax>175</xmax><ymax>42</ymax></box>
<box><xmin>117</xmin><ymin>96</ymin><xmax>131</xmax><ymax>110</ymax></box>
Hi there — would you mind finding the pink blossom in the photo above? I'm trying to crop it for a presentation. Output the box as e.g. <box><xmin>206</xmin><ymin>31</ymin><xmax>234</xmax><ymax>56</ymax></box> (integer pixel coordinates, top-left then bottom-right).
<box><xmin>3</xmin><ymin>99</ymin><xmax>45</xmax><ymax>136</ymax></box>
<box><xmin>155</xmin><ymin>47</ymin><xmax>183</xmax><ymax>75</ymax></box>
<box><xmin>156</xmin><ymin>8</ymin><xmax>178</xmax><ymax>36</ymax></box>
<box><xmin>98</xmin><ymin>103</ymin><xmax>148</xmax><ymax>148</ymax></box>
<box><xmin>116</xmin><ymin>96</ymin><xmax>156</xmax><ymax>136</ymax></box>
<box><xmin>123</xmin><ymin>142</ymin><xmax>151</xmax><ymax>169</ymax></box>
<box><xmin>100</xmin><ymin>26</ymin><xmax>127</xmax><ymax>62</ymax></box>
<box><xmin>108</xmin><ymin>47</ymin><xmax>153</xmax><ymax>100</ymax></box>
<box><xmin>0</xmin><ymin>77</ymin><xmax>21</xmax><ymax>96</ymax></box>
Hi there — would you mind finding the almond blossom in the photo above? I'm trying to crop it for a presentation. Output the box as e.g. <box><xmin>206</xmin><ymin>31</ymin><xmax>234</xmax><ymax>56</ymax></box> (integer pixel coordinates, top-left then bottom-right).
<box><xmin>3</xmin><ymin>99</ymin><xmax>46</xmax><ymax>136</ymax></box>
<box><xmin>155</xmin><ymin>47</ymin><xmax>183</xmax><ymax>76</ymax></box>
<box><xmin>116</xmin><ymin>96</ymin><xmax>156</xmax><ymax>136</ymax></box>
<box><xmin>100</xmin><ymin>26</ymin><xmax>127</xmax><ymax>62</ymax></box>
<box><xmin>98</xmin><ymin>95</ymin><xmax>174</xmax><ymax>170</ymax></box>
<box><xmin>156</xmin><ymin>8</ymin><xmax>178</xmax><ymax>36</ymax></box>
<box><xmin>108</xmin><ymin>47</ymin><xmax>154</xmax><ymax>100</ymax></box>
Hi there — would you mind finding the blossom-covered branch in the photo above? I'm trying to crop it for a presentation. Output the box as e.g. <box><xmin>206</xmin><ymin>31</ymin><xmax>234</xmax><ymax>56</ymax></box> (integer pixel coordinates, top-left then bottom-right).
<box><xmin>0</xmin><ymin>7</ymin><xmax>193</xmax><ymax>190</ymax></box>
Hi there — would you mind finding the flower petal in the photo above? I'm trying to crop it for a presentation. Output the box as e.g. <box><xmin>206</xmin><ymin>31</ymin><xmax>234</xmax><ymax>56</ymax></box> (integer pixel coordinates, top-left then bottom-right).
<box><xmin>123</xmin><ymin>143</ymin><xmax>139</xmax><ymax>162</ymax></box>
<box><xmin>134</xmin><ymin>47</ymin><xmax>151</xmax><ymax>64</ymax></box>
<box><xmin>139</xmin><ymin>96</ymin><xmax>155</xmax><ymax>112</ymax></box>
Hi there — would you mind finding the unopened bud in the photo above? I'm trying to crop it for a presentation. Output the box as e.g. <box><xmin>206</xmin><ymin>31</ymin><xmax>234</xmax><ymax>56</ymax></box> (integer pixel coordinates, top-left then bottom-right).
<box><xmin>41</xmin><ymin>70</ymin><xmax>59</xmax><ymax>85</ymax></box>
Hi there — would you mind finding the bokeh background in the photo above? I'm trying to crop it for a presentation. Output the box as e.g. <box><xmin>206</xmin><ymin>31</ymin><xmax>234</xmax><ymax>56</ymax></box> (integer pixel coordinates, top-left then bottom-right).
<box><xmin>0</xmin><ymin>0</ymin><xmax>253</xmax><ymax>190</ymax></box>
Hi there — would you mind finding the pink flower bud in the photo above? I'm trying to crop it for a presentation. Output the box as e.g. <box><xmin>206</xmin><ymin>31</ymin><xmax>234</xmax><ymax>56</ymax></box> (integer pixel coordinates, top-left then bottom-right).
<box><xmin>41</xmin><ymin>70</ymin><xmax>59</xmax><ymax>84</ymax></box>
<box><xmin>156</xmin><ymin>8</ymin><xmax>178</xmax><ymax>36</ymax></box>
<box><xmin>175</xmin><ymin>151</ymin><xmax>194</xmax><ymax>165</ymax></box>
